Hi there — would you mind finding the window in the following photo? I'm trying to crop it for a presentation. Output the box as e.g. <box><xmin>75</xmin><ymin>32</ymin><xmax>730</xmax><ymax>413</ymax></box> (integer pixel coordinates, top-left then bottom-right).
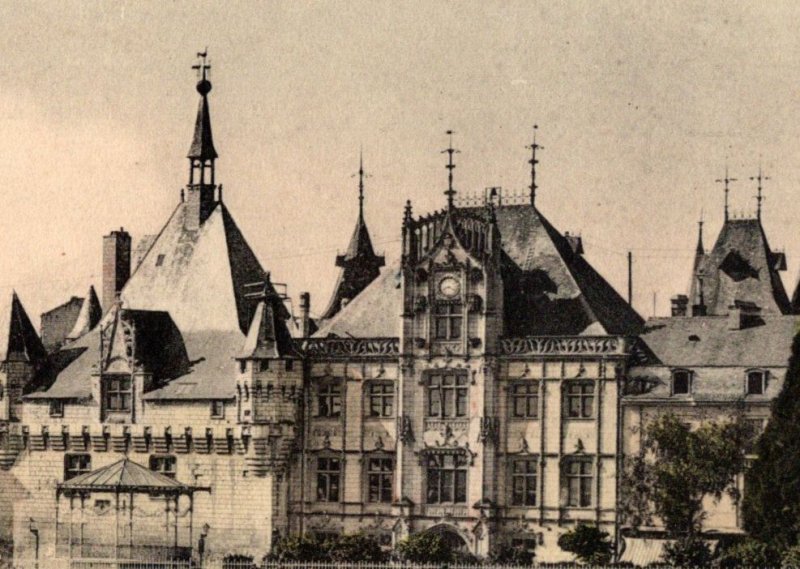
<box><xmin>434</xmin><ymin>303</ymin><xmax>463</xmax><ymax>340</ymax></box>
<box><xmin>239</xmin><ymin>360</ymin><xmax>247</xmax><ymax>373</ymax></box>
<box><xmin>104</xmin><ymin>376</ymin><xmax>132</xmax><ymax>412</ymax></box>
<box><xmin>511</xmin><ymin>382</ymin><xmax>539</xmax><ymax>418</ymax></box>
<box><xmin>316</xmin><ymin>457</ymin><xmax>341</xmax><ymax>502</ymax></box>
<box><xmin>155</xmin><ymin>254</ymin><xmax>166</xmax><ymax>267</ymax></box>
<box><xmin>511</xmin><ymin>459</ymin><xmax>538</xmax><ymax>506</ymax></box>
<box><xmin>211</xmin><ymin>400</ymin><xmax>225</xmax><ymax>418</ymax></box>
<box><xmin>564</xmin><ymin>382</ymin><xmax>594</xmax><ymax>419</ymax></box>
<box><xmin>565</xmin><ymin>459</ymin><xmax>593</xmax><ymax>507</ymax></box>
<box><xmin>427</xmin><ymin>372</ymin><xmax>468</xmax><ymax>418</ymax></box>
<box><xmin>368</xmin><ymin>383</ymin><xmax>394</xmax><ymax>417</ymax></box>
<box><xmin>317</xmin><ymin>383</ymin><xmax>342</xmax><ymax>417</ymax></box>
<box><xmin>747</xmin><ymin>370</ymin><xmax>766</xmax><ymax>395</ymax></box>
<box><xmin>149</xmin><ymin>455</ymin><xmax>177</xmax><ymax>479</ymax></box>
<box><xmin>64</xmin><ymin>454</ymin><xmax>91</xmax><ymax>480</ymax></box>
<box><xmin>425</xmin><ymin>452</ymin><xmax>467</xmax><ymax>504</ymax></box>
<box><xmin>367</xmin><ymin>457</ymin><xmax>393</xmax><ymax>503</ymax></box>
<box><xmin>285</xmin><ymin>360</ymin><xmax>294</xmax><ymax>371</ymax></box>
<box><xmin>259</xmin><ymin>360</ymin><xmax>270</xmax><ymax>372</ymax></box>
<box><xmin>672</xmin><ymin>370</ymin><xmax>691</xmax><ymax>395</ymax></box>
<box><xmin>49</xmin><ymin>400</ymin><xmax>64</xmax><ymax>418</ymax></box>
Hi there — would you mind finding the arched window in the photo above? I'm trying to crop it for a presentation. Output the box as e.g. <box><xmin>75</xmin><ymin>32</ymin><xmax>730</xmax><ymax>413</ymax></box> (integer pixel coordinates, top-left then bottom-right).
<box><xmin>746</xmin><ymin>370</ymin><xmax>767</xmax><ymax>395</ymax></box>
<box><xmin>671</xmin><ymin>369</ymin><xmax>692</xmax><ymax>396</ymax></box>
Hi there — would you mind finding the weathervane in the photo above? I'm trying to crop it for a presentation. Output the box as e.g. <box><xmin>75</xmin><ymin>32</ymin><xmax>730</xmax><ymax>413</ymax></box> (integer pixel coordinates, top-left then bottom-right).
<box><xmin>192</xmin><ymin>50</ymin><xmax>211</xmax><ymax>82</ymax></box>
<box><xmin>527</xmin><ymin>125</ymin><xmax>543</xmax><ymax>207</ymax></box>
<box><xmin>750</xmin><ymin>161</ymin><xmax>770</xmax><ymax>221</ymax></box>
<box><xmin>442</xmin><ymin>130</ymin><xmax>460</xmax><ymax>210</ymax></box>
<box><xmin>715</xmin><ymin>164</ymin><xmax>737</xmax><ymax>222</ymax></box>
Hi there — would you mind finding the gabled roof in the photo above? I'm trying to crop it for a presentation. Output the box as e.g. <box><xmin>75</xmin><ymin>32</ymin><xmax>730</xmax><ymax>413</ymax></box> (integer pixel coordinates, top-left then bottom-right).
<box><xmin>315</xmin><ymin>203</ymin><xmax>643</xmax><ymax>338</ymax></box>
<box><xmin>0</xmin><ymin>292</ymin><xmax>46</xmax><ymax>363</ymax></box>
<box><xmin>59</xmin><ymin>458</ymin><xmax>187</xmax><ymax>492</ymax></box>
<box><xmin>693</xmin><ymin>218</ymin><xmax>790</xmax><ymax>315</ymax></box>
<box><xmin>66</xmin><ymin>286</ymin><xmax>102</xmax><ymax>341</ymax></box>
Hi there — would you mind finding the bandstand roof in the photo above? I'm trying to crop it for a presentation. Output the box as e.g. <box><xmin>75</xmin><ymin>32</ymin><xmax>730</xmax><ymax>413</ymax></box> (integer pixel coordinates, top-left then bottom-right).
<box><xmin>58</xmin><ymin>458</ymin><xmax>190</xmax><ymax>493</ymax></box>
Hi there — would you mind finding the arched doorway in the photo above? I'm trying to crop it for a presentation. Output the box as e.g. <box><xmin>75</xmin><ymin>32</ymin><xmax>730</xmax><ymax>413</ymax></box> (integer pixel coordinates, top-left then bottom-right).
<box><xmin>425</xmin><ymin>524</ymin><xmax>469</xmax><ymax>553</ymax></box>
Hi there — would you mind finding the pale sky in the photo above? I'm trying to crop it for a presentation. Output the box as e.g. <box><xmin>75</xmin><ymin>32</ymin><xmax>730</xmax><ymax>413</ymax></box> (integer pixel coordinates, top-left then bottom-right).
<box><xmin>2</xmin><ymin>1</ymin><xmax>800</xmax><ymax>324</ymax></box>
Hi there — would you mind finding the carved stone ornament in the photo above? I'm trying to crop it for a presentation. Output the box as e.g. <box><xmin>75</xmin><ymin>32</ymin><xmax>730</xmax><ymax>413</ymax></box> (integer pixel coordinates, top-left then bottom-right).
<box><xmin>478</xmin><ymin>417</ymin><xmax>499</xmax><ymax>446</ymax></box>
<box><xmin>415</xmin><ymin>295</ymin><xmax>428</xmax><ymax>313</ymax></box>
<box><xmin>398</xmin><ymin>415</ymin><xmax>415</xmax><ymax>444</ymax></box>
<box><xmin>414</xmin><ymin>337</ymin><xmax>426</xmax><ymax>349</ymax></box>
<box><xmin>500</xmin><ymin>336</ymin><xmax>624</xmax><ymax>356</ymax></box>
<box><xmin>467</xmin><ymin>293</ymin><xmax>483</xmax><ymax>313</ymax></box>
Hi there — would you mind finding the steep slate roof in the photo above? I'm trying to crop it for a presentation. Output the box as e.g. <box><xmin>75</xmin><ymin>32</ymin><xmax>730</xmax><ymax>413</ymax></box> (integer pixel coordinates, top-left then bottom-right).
<box><xmin>187</xmin><ymin>87</ymin><xmax>218</xmax><ymax>160</ymax></box>
<box><xmin>238</xmin><ymin>296</ymin><xmax>301</xmax><ymax>359</ymax></box>
<box><xmin>59</xmin><ymin>458</ymin><xmax>187</xmax><ymax>491</ymax></box>
<box><xmin>316</xmin><ymin>203</ymin><xmax>643</xmax><ymax>338</ymax></box>
<box><xmin>634</xmin><ymin>315</ymin><xmax>800</xmax><ymax>368</ymax></box>
<box><xmin>692</xmin><ymin>218</ymin><xmax>790</xmax><ymax>315</ymax></box>
<box><xmin>0</xmin><ymin>292</ymin><xmax>46</xmax><ymax>363</ymax></box>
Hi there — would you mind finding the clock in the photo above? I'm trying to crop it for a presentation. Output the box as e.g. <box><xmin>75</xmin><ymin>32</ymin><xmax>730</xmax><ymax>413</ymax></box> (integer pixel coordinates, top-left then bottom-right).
<box><xmin>438</xmin><ymin>276</ymin><xmax>461</xmax><ymax>298</ymax></box>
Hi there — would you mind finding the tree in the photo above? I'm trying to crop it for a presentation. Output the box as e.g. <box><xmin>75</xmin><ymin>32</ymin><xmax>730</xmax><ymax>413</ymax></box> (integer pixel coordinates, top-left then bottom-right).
<box><xmin>490</xmin><ymin>542</ymin><xmax>535</xmax><ymax>565</ymax></box>
<box><xmin>395</xmin><ymin>532</ymin><xmax>454</xmax><ymax>564</ymax></box>
<box><xmin>267</xmin><ymin>535</ymin><xmax>330</xmax><ymax>562</ymax></box>
<box><xmin>328</xmin><ymin>534</ymin><xmax>388</xmax><ymax>563</ymax></box>
<box><xmin>620</xmin><ymin>413</ymin><xmax>748</xmax><ymax>536</ymax></box>
<box><xmin>557</xmin><ymin>523</ymin><xmax>613</xmax><ymax>565</ymax></box>
<box><xmin>715</xmin><ymin>538</ymin><xmax>779</xmax><ymax>569</ymax></box>
<box><xmin>743</xmin><ymin>334</ymin><xmax>800</xmax><ymax>550</ymax></box>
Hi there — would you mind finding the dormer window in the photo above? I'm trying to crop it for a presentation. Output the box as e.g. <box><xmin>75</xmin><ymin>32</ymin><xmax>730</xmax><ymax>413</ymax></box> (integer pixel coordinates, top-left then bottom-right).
<box><xmin>104</xmin><ymin>376</ymin><xmax>132</xmax><ymax>412</ymax></box>
<box><xmin>746</xmin><ymin>370</ymin><xmax>766</xmax><ymax>395</ymax></box>
<box><xmin>49</xmin><ymin>400</ymin><xmax>64</xmax><ymax>418</ymax></box>
<box><xmin>672</xmin><ymin>370</ymin><xmax>691</xmax><ymax>396</ymax></box>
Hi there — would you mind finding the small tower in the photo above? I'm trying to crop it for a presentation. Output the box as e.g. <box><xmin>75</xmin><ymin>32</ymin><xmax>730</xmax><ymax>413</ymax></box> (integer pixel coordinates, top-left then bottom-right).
<box><xmin>320</xmin><ymin>153</ymin><xmax>385</xmax><ymax>319</ymax></box>
<box><xmin>186</xmin><ymin>51</ymin><xmax>219</xmax><ymax>230</ymax></box>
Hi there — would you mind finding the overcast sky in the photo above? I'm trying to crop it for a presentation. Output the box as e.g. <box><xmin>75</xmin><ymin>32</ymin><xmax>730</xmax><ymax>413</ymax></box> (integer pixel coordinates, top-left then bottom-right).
<box><xmin>2</xmin><ymin>1</ymin><xmax>800</xmax><ymax>323</ymax></box>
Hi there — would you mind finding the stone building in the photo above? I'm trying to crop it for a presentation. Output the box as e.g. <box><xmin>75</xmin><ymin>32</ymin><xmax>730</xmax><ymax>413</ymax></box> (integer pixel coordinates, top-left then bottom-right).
<box><xmin>0</xmin><ymin>57</ymin><xmax>797</xmax><ymax>567</ymax></box>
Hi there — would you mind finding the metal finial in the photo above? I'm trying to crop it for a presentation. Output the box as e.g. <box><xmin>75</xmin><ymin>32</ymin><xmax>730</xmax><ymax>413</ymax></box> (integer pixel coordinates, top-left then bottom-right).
<box><xmin>749</xmin><ymin>161</ymin><xmax>770</xmax><ymax>221</ymax></box>
<box><xmin>715</xmin><ymin>163</ymin><xmax>737</xmax><ymax>222</ymax></box>
<box><xmin>526</xmin><ymin>125</ymin><xmax>544</xmax><ymax>207</ymax></box>
<box><xmin>441</xmin><ymin>130</ymin><xmax>460</xmax><ymax>210</ymax></box>
<box><xmin>352</xmin><ymin>148</ymin><xmax>370</xmax><ymax>220</ymax></box>
<box><xmin>192</xmin><ymin>50</ymin><xmax>212</xmax><ymax>95</ymax></box>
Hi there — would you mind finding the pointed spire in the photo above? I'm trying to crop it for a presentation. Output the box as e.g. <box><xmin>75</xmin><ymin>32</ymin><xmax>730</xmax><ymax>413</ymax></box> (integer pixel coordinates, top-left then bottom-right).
<box><xmin>750</xmin><ymin>161</ymin><xmax>770</xmax><ymax>221</ymax></box>
<box><xmin>442</xmin><ymin>130</ymin><xmax>459</xmax><ymax>210</ymax></box>
<box><xmin>5</xmin><ymin>291</ymin><xmax>46</xmax><ymax>363</ymax></box>
<box><xmin>696</xmin><ymin>209</ymin><xmax>705</xmax><ymax>254</ymax></box>
<box><xmin>354</xmin><ymin>149</ymin><xmax>369</xmax><ymax>222</ymax></box>
<box><xmin>67</xmin><ymin>286</ymin><xmax>102</xmax><ymax>341</ymax></box>
<box><xmin>527</xmin><ymin>125</ymin><xmax>543</xmax><ymax>206</ymax></box>
<box><xmin>188</xmin><ymin>51</ymin><xmax>218</xmax><ymax>182</ymax></box>
<box><xmin>715</xmin><ymin>164</ymin><xmax>737</xmax><ymax>223</ymax></box>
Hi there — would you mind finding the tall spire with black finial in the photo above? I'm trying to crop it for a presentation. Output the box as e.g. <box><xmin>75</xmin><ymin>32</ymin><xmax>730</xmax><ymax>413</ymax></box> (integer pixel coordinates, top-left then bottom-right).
<box><xmin>357</xmin><ymin>148</ymin><xmax>366</xmax><ymax>222</ymax></box>
<box><xmin>185</xmin><ymin>51</ymin><xmax>219</xmax><ymax>229</ymax></box>
<box><xmin>527</xmin><ymin>125</ymin><xmax>543</xmax><ymax>207</ymax></box>
<box><xmin>442</xmin><ymin>130</ymin><xmax>459</xmax><ymax>210</ymax></box>
<box><xmin>750</xmin><ymin>161</ymin><xmax>769</xmax><ymax>221</ymax></box>
<box><xmin>715</xmin><ymin>164</ymin><xmax>737</xmax><ymax>223</ymax></box>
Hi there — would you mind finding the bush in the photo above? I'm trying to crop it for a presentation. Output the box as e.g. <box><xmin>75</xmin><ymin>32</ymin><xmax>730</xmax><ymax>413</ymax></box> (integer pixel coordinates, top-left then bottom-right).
<box><xmin>396</xmin><ymin>531</ymin><xmax>454</xmax><ymax>564</ymax></box>
<box><xmin>716</xmin><ymin>538</ymin><xmax>779</xmax><ymax>568</ymax></box>
<box><xmin>557</xmin><ymin>523</ymin><xmax>613</xmax><ymax>565</ymax></box>
<box><xmin>490</xmin><ymin>542</ymin><xmax>535</xmax><ymax>565</ymax></box>
<box><xmin>267</xmin><ymin>534</ymin><xmax>330</xmax><ymax>562</ymax></box>
<box><xmin>781</xmin><ymin>545</ymin><xmax>800</xmax><ymax>568</ymax></box>
<box><xmin>328</xmin><ymin>533</ymin><xmax>388</xmax><ymax>563</ymax></box>
<box><xmin>662</xmin><ymin>535</ymin><xmax>713</xmax><ymax>568</ymax></box>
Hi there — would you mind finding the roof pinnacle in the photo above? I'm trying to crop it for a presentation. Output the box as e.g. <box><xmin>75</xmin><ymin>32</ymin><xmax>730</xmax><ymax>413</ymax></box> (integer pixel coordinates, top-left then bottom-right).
<box><xmin>192</xmin><ymin>50</ymin><xmax>212</xmax><ymax>95</ymax></box>
<box><xmin>750</xmin><ymin>161</ymin><xmax>770</xmax><ymax>221</ymax></box>
<box><xmin>715</xmin><ymin>163</ymin><xmax>737</xmax><ymax>222</ymax></box>
<box><xmin>442</xmin><ymin>130</ymin><xmax>459</xmax><ymax>210</ymax></box>
<box><xmin>527</xmin><ymin>125</ymin><xmax>543</xmax><ymax>207</ymax></box>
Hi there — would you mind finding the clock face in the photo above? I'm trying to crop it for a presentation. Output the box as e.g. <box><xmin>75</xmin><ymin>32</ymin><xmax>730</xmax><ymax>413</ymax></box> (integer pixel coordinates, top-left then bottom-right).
<box><xmin>438</xmin><ymin>276</ymin><xmax>461</xmax><ymax>298</ymax></box>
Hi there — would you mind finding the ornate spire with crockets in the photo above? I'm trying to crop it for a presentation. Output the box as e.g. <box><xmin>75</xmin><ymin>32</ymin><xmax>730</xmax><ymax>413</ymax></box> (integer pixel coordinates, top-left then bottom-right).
<box><xmin>442</xmin><ymin>130</ymin><xmax>459</xmax><ymax>210</ymax></box>
<box><xmin>527</xmin><ymin>125</ymin><xmax>543</xmax><ymax>206</ymax></box>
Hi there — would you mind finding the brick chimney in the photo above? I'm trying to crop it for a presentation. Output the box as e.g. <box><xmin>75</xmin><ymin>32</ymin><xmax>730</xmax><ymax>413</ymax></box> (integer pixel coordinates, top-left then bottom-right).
<box><xmin>300</xmin><ymin>292</ymin><xmax>311</xmax><ymax>338</ymax></box>
<box><xmin>103</xmin><ymin>228</ymin><xmax>131</xmax><ymax>311</ymax></box>
<box><xmin>671</xmin><ymin>295</ymin><xmax>688</xmax><ymax>317</ymax></box>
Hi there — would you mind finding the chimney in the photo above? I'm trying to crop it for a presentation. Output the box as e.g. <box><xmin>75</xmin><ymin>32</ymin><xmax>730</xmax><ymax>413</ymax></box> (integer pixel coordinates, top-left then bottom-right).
<box><xmin>671</xmin><ymin>295</ymin><xmax>688</xmax><ymax>317</ymax></box>
<box><xmin>103</xmin><ymin>228</ymin><xmax>131</xmax><ymax>311</ymax></box>
<box><xmin>728</xmin><ymin>300</ymin><xmax>761</xmax><ymax>330</ymax></box>
<box><xmin>300</xmin><ymin>292</ymin><xmax>311</xmax><ymax>338</ymax></box>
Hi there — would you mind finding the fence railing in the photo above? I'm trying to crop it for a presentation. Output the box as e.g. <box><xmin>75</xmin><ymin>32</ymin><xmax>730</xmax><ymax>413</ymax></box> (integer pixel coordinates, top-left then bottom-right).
<box><xmin>6</xmin><ymin>561</ymin><xmax>608</xmax><ymax>569</ymax></box>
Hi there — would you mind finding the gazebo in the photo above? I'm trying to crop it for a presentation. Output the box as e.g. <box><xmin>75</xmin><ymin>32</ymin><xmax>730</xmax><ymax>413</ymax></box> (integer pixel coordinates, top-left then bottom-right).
<box><xmin>55</xmin><ymin>458</ymin><xmax>209</xmax><ymax>563</ymax></box>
